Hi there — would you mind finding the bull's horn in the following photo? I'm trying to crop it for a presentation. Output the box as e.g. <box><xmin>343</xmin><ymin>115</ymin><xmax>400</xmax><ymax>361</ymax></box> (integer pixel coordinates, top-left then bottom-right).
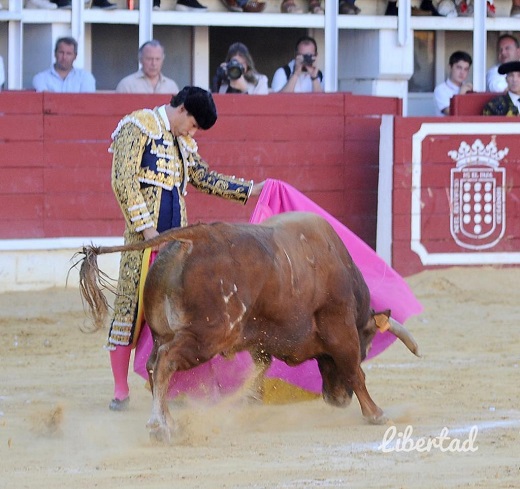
<box><xmin>388</xmin><ymin>318</ymin><xmax>421</xmax><ymax>357</ymax></box>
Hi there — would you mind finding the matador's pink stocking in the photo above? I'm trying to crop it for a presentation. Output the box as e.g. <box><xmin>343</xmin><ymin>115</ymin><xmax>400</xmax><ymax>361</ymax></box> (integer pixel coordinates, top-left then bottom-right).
<box><xmin>110</xmin><ymin>345</ymin><xmax>132</xmax><ymax>400</ymax></box>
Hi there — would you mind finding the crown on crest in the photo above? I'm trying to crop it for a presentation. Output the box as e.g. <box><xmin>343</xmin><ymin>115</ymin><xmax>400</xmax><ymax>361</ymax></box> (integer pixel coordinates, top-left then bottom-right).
<box><xmin>448</xmin><ymin>138</ymin><xmax>508</xmax><ymax>168</ymax></box>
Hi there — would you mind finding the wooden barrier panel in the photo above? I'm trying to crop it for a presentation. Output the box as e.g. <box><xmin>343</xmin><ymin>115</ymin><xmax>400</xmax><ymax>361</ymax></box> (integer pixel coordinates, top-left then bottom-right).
<box><xmin>449</xmin><ymin>92</ymin><xmax>496</xmax><ymax>116</ymax></box>
<box><xmin>0</xmin><ymin>92</ymin><xmax>400</xmax><ymax>249</ymax></box>
<box><xmin>389</xmin><ymin>117</ymin><xmax>520</xmax><ymax>276</ymax></box>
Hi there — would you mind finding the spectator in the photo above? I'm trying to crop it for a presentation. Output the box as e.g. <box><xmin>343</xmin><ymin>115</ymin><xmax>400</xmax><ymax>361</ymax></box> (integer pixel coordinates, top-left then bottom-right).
<box><xmin>339</xmin><ymin>0</ymin><xmax>360</xmax><ymax>14</ymax></box>
<box><xmin>512</xmin><ymin>0</ymin><xmax>520</xmax><ymax>17</ymax></box>
<box><xmin>212</xmin><ymin>42</ymin><xmax>268</xmax><ymax>95</ymax></box>
<box><xmin>116</xmin><ymin>40</ymin><xmax>179</xmax><ymax>94</ymax></box>
<box><xmin>271</xmin><ymin>36</ymin><xmax>324</xmax><ymax>93</ymax></box>
<box><xmin>385</xmin><ymin>0</ymin><xmax>440</xmax><ymax>15</ymax></box>
<box><xmin>483</xmin><ymin>61</ymin><xmax>520</xmax><ymax>115</ymax></box>
<box><xmin>486</xmin><ymin>34</ymin><xmax>520</xmax><ymax>93</ymax></box>
<box><xmin>105</xmin><ymin>86</ymin><xmax>265</xmax><ymax>411</ymax></box>
<box><xmin>280</xmin><ymin>0</ymin><xmax>323</xmax><ymax>14</ymax></box>
<box><xmin>50</xmin><ymin>0</ymin><xmax>70</xmax><ymax>7</ymax></box>
<box><xmin>90</xmin><ymin>0</ymin><xmax>117</xmax><ymax>7</ymax></box>
<box><xmin>32</xmin><ymin>37</ymin><xmax>96</xmax><ymax>93</ymax></box>
<box><xmin>219</xmin><ymin>0</ymin><xmax>266</xmax><ymax>12</ymax></box>
<box><xmin>25</xmin><ymin>0</ymin><xmax>58</xmax><ymax>8</ymax></box>
<box><xmin>433</xmin><ymin>50</ymin><xmax>473</xmax><ymax>116</ymax></box>
<box><xmin>385</xmin><ymin>0</ymin><xmax>495</xmax><ymax>16</ymax></box>
<box><xmin>49</xmin><ymin>0</ymin><xmax>116</xmax><ymax>7</ymax></box>
<box><xmin>154</xmin><ymin>0</ymin><xmax>208</xmax><ymax>10</ymax></box>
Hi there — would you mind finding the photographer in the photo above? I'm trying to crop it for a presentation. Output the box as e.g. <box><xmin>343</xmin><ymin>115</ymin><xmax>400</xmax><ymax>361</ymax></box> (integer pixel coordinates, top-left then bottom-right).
<box><xmin>271</xmin><ymin>36</ymin><xmax>324</xmax><ymax>93</ymax></box>
<box><xmin>212</xmin><ymin>42</ymin><xmax>269</xmax><ymax>95</ymax></box>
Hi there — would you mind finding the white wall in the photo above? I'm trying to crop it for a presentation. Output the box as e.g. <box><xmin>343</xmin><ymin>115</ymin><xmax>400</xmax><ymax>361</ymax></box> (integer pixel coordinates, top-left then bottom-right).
<box><xmin>0</xmin><ymin>238</ymin><xmax>121</xmax><ymax>293</ymax></box>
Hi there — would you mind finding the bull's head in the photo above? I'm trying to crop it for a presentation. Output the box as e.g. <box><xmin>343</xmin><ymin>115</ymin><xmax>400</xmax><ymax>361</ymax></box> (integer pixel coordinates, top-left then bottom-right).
<box><xmin>359</xmin><ymin>309</ymin><xmax>420</xmax><ymax>361</ymax></box>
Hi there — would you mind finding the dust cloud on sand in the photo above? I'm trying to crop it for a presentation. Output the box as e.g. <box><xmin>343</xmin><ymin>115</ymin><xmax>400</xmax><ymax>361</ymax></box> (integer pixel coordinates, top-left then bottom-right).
<box><xmin>1</xmin><ymin>266</ymin><xmax>519</xmax><ymax>489</ymax></box>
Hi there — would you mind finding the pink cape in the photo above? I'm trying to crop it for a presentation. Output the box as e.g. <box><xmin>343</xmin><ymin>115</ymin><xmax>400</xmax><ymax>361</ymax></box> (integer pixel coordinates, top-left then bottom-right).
<box><xmin>134</xmin><ymin>179</ymin><xmax>422</xmax><ymax>398</ymax></box>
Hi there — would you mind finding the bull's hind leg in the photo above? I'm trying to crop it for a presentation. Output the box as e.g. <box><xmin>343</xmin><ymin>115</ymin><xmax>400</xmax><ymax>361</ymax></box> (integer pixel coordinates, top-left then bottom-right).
<box><xmin>146</xmin><ymin>330</ymin><xmax>220</xmax><ymax>443</ymax></box>
<box><xmin>145</xmin><ymin>338</ymin><xmax>159</xmax><ymax>393</ymax></box>
<box><xmin>146</xmin><ymin>339</ymin><xmax>177</xmax><ymax>444</ymax></box>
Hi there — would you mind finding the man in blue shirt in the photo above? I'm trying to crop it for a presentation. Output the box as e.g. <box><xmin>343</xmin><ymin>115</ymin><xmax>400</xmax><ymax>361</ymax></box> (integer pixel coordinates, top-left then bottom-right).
<box><xmin>32</xmin><ymin>37</ymin><xmax>96</xmax><ymax>93</ymax></box>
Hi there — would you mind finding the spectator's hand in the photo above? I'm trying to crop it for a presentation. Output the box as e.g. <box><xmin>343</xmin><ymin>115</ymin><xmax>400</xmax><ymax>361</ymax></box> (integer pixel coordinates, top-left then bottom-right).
<box><xmin>250</xmin><ymin>180</ymin><xmax>266</xmax><ymax>196</ymax></box>
<box><xmin>294</xmin><ymin>54</ymin><xmax>306</xmax><ymax>75</ymax></box>
<box><xmin>295</xmin><ymin>54</ymin><xmax>319</xmax><ymax>79</ymax></box>
<box><xmin>307</xmin><ymin>62</ymin><xmax>320</xmax><ymax>80</ymax></box>
<box><xmin>460</xmin><ymin>82</ymin><xmax>473</xmax><ymax>95</ymax></box>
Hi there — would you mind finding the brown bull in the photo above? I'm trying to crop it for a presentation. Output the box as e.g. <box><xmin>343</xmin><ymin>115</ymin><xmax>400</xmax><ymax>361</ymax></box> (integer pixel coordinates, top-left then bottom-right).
<box><xmin>79</xmin><ymin>211</ymin><xmax>419</xmax><ymax>442</ymax></box>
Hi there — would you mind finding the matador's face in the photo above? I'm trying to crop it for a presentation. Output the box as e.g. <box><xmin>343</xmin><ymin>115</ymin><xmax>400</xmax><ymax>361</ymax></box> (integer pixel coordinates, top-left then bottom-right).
<box><xmin>170</xmin><ymin>105</ymin><xmax>200</xmax><ymax>138</ymax></box>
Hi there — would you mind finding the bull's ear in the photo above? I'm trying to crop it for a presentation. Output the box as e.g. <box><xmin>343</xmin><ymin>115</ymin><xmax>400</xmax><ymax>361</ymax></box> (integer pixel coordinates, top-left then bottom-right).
<box><xmin>374</xmin><ymin>309</ymin><xmax>391</xmax><ymax>332</ymax></box>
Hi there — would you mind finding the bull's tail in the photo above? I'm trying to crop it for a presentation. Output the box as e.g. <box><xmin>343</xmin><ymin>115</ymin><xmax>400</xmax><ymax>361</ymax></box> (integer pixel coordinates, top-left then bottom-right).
<box><xmin>76</xmin><ymin>229</ymin><xmax>194</xmax><ymax>332</ymax></box>
<box><xmin>77</xmin><ymin>246</ymin><xmax>113</xmax><ymax>333</ymax></box>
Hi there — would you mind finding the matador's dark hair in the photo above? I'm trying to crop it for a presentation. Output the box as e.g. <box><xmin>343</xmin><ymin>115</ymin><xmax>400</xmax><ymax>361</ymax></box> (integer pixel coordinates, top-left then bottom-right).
<box><xmin>170</xmin><ymin>86</ymin><xmax>217</xmax><ymax>130</ymax></box>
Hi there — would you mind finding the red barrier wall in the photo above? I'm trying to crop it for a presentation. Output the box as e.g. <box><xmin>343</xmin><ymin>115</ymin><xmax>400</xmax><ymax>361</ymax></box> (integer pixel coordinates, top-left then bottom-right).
<box><xmin>0</xmin><ymin>92</ymin><xmax>402</xmax><ymax>249</ymax></box>
<box><xmin>390</xmin><ymin>117</ymin><xmax>520</xmax><ymax>276</ymax></box>
<box><xmin>449</xmin><ymin>92</ymin><xmax>496</xmax><ymax>116</ymax></box>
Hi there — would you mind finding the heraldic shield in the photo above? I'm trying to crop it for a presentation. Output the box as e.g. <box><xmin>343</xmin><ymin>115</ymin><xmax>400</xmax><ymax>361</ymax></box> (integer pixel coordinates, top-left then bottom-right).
<box><xmin>449</xmin><ymin>139</ymin><xmax>507</xmax><ymax>250</ymax></box>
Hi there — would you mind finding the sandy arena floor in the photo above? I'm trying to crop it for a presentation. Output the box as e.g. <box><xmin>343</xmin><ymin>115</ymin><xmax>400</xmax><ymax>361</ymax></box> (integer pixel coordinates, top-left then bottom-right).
<box><xmin>1</xmin><ymin>266</ymin><xmax>519</xmax><ymax>489</ymax></box>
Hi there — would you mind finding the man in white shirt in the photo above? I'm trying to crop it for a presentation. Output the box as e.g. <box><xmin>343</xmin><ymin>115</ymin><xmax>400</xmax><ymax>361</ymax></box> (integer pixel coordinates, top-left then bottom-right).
<box><xmin>271</xmin><ymin>36</ymin><xmax>324</xmax><ymax>93</ymax></box>
<box><xmin>116</xmin><ymin>40</ymin><xmax>179</xmax><ymax>94</ymax></box>
<box><xmin>486</xmin><ymin>34</ymin><xmax>520</xmax><ymax>93</ymax></box>
<box><xmin>32</xmin><ymin>37</ymin><xmax>96</xmax><ymax>93</ymax></box>
<box><xmin>433</xmin><ymin>50</ymin><xmax>473</xmax><ymax>116</ymax></box>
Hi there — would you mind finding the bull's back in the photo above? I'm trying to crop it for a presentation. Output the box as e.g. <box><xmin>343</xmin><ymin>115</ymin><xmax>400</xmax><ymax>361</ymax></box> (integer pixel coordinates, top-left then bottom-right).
<box><xmin>144</xmin><ymin>213</ymin><xmax>367</xmax><ymax>337</ymax></box>
<box><xmin>255</xmin><ymin>212</ymin><xmax>361</xmax><ymax>310</ymax></box>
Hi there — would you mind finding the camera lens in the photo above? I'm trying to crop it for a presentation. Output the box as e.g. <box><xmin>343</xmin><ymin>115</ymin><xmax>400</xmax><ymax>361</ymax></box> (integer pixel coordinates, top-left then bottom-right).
<box><xmin>226</xmin><ymin>59</ymin><xmax>244</xmax><ymax>80</ymax></box>
<box><xmin>302</xmin><ymin>54</ymin><xmax>314</xmax><ymax>66</ymax></box>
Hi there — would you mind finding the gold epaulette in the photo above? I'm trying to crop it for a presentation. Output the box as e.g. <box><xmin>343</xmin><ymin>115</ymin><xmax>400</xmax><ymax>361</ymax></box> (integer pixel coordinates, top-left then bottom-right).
<box><xmin>111</xmin><ymin>108</ymin><xmax>163</xmax><ymax>141</ymax></box>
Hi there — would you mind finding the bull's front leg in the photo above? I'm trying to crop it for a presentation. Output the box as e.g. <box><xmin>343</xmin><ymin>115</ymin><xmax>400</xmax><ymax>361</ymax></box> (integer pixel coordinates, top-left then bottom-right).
<box><xmin>350</xmin><ymin>365</ymin><xmax>387</xmax><ymax>425</ymax></box>
<box><xmin>324</xmin><ymin>348</ymin><xmax>387</xmax><ymax>424</ymax></box>
<box><xmin>146</xmin><ymin>343</ymin><xmax>176</xmax><ymax>444</ymax></box>
<box><xmin>317</xmin><ymin>356</ymin><xmax>353</xmax><ymax>407</ymax></box>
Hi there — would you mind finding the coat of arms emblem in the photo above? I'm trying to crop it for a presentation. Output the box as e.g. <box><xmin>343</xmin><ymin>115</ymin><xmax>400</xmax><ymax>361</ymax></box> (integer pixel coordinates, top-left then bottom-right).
<box><xmin>449</xmin><ymin>139</ymin><xmax>507</xmax><ymax>250</ymax></box>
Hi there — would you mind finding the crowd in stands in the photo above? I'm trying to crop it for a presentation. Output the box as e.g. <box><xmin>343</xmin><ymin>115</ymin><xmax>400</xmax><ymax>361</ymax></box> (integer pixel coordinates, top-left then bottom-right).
<box><xmin>18</xmin><ymin>0</ymin><xmax>520</xmax><ymax>17</ymax></box>
<box><xmin>4</xmin><ymin>1</ymin><xmax>520</xmax><ymax>118</ymax></box>
<box><xmin>28</xmin><ymin>36</ymin><xmax>324</xmax><ymax>95</ymax></box>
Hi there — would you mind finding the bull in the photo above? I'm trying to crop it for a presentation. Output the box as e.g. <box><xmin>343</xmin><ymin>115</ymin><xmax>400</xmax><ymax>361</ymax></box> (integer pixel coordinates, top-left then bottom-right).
<box><xmin>78</xmin><ymin>211</ymin><xmax>419</xmax><ymax>443</ymax></box>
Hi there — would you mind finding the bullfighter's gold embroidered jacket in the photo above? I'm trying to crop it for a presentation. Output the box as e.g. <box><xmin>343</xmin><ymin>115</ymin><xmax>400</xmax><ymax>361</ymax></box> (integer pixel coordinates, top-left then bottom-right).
<box><xmin>107</xmin><ymin>106</ymin><xmax>253</xmax><ymax>349</ymax></box>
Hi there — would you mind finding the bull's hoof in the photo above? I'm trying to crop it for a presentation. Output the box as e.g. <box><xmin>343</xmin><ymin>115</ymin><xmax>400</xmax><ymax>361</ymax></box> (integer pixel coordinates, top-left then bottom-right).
<box><xmin>148</xmin><ymin>425</ymin><xmax>173</xmax><ymax>444</ymax></box>
<box><xmin>147</xmin><ymin>419</ymin><xmax>173</xmax><ymax>444</ymax></box>
<box><xmin>323</xmin><ymin>392</ymin><xmax>352</xmax><ymax>407</ymax></box>
<box><xmin>364</xmin><ymin>413</ymin><xmax>388</xmax><ymax>425</ymax></box>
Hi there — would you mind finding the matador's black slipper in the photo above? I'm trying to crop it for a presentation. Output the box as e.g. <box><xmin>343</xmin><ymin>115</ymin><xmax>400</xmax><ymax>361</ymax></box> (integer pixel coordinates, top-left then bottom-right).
<box><xmin>109</xmin><ymin>397</ymin><xmax>130</xmax><ymax>411</ymax></box>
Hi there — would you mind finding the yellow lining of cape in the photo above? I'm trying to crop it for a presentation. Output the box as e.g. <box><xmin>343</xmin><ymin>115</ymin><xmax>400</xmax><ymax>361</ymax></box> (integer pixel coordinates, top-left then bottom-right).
<box><xmin>131</xmin><ymin>247</ymin><xmax>152</xmax><ymax>349</ymax></box>
<box><xmin>262</xmin><ymin>378</ymin><xmax>320</xmax><ymax>404</ymax></box>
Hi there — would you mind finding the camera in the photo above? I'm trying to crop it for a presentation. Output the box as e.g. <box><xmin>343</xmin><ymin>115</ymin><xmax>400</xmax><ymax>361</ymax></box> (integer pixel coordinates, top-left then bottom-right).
<box><xmin>302</xmin><ymin>54</ymin><xmax>314</xmax><ymax>66</ymax></box>
<box><xmin>226</xmin><ymin>59</ymin><xmax>244</xmax><ymax>80</ymax></box>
